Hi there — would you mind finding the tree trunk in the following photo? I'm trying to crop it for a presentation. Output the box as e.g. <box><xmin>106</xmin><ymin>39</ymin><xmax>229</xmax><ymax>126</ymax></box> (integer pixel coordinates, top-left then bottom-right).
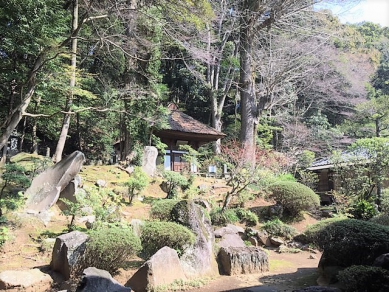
<box><xmin>239</xmin><ymin>7</ymin><xmax>258</xmax><ymax>165</ymax></box>
<box><xmin>375</xmin><ymin>118</ymin><xmax>380</xmax><ymax>137</ymax></box>
<box><xmin>0</xmin><ymin>65</ymin><xmax>40</xmax><ymax>151</ymax></box>
<box><xmin>206</xmin><ymin>15</ymin><xmax>238</xmax><ymax>155</ymax></box>
<box><xmin>32</xmin><ymin>120</ymin><xmax>38</xmax><ymax>154</ymax></box>
<box><xmin>0</xmin><ymin>147</ymin><xmax>6</xmax><ymax>165</ymax></box>
<box><xmin>210</xmin><ymin>88</ymin><xmax>223</xmax><ymax>154</ymax></box>
<box><xmin>32</xmin><ymin>95</ymin><xmax>42</xmax><ymax>154</ymax></box>
<box><xmin>222</xmin><ymin>191</ymin><xmax>233</xmax><ymax>211</ymax></box>
<box><xmin>76</xmin><ymin>105</ymin><xmax>82</xmax><ymax>151</ymax></box>
<box><xmin>206</xmin><ymin>23</ymin><xmax>222</xmax><ymax>155</ymax></box>
<box><xmin>19</xmin><ymin>117</ymin><xmax>27</xmax><ymax>152</ymax></box>
<box><xmin>0</xmin><ymin>81</ymin><xmax>19</xmax><ymax>163</ymax></box>
<box><xmin>0</xmin><ymin>1</ymin><xmax>88</xmax><ymax>156</ymax></box>
<box><xmin>53</xmin><ymin>0</ymin><xmax>79</xmax><ymax>163</ymax></box>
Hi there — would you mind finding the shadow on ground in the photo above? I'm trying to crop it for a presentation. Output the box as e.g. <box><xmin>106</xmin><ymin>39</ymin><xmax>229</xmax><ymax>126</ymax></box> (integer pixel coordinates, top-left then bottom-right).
<box><xmin>189</xmin><ymin>267</ymin><xmax>322</xmax><ymax>292</ymax></box>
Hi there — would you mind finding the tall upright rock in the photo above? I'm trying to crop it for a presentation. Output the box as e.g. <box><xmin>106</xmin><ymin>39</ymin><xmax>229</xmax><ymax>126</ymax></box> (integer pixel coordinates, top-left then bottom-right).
<box><xmin>50</xmin><ymin>231</ymin><xmax>89</xmax><ymax>280</ymax></box>
<box><xmin>142</xmin><ymin>146</ymin><xmax>158</xmax><ymax>177</ymax></box>
<box><xmin>171</xmin><ymin>200</ymin><xmax>219</xmax><ymax>279</ymax></box>
<box><xmin>25</xmin><ymin>151</ymin><xmax>85</xmax><ymax>214</ymax></box>
<box><xmin>126</xmin><ymin>246</ymin><xmax>186</xmax><ymax>292</ymax></box>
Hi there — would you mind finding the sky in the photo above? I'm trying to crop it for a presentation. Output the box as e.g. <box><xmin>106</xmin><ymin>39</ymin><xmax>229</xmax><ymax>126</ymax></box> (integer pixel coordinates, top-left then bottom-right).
<box><xmin>316</xmin><ymin>0</ymin><xmax>389</xmax><ymax>27</ymax></box>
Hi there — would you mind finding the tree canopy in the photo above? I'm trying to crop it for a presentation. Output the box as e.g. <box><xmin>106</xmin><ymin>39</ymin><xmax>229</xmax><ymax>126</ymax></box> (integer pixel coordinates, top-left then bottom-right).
<box><xmin>0</xmin><ymin>0</ymin><xmax>387</xmax><ymax>166</ymax></box>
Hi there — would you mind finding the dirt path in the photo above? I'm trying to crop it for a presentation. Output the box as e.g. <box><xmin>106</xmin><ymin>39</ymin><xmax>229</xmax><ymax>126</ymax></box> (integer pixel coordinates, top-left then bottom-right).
<box><xmin>186</xmin><ymin>250</ymin><xmax>321</xmax><ymax>292</ymax></box>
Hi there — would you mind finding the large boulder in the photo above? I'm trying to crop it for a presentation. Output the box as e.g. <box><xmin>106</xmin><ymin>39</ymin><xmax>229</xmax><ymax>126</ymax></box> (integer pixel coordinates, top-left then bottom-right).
<box><xmin>142</xmin><ymin>146</ymin><xmax>158</xmax><ymax>177</ymax></box>
<box><xmin>218</xmin><ymin>246</ymin><xmax>269</xmax><ymax>276</ymax></box>
<box><xmin>0</xmin><ymin>269</ymin><xmax>52</xmax><ymax>290</ymax></box>
<box><xmin>374</xmin><ymin>253</ymin><xmax>389</xmax><ymax>270</ymax></box>
<box><xmin>50</xmin><ymin>231</ymin><xmax>89</xmax><ymax>280</ymax></box>
<box><xmin>125</xmin><ymin>246</ymin><xmax>186</xmax><ymax>292</ymax></box>
<box><xmin>214</xmin><ymin>224</ymin><xmax>245</xmax><ymax>238</ymax></box>
<box><xmin>171</xmin><ymin>200</ymin><xmax>219</xmax><ymax>279</ymax></box>
<box><xmin>76</xmin><ymin>267</ymin><xmax>131</xmax><ymax>292</ymax></box>
<box><xmin>270</xmin><ymin>236</ymin><xmax>284</xmax><ymax>247</ymax></box>
<box><xmin>218</xmin><ymin>233</ymin><xmax>246</xmax><ymax>249</ymax></box>
<box><xmin>57</xmin><ymin>175</ymin><xmax>83</xmax><ymax>212</ymax></box>
<box><xmin>257</xmin><ymin>230</ymin><xmax>272</xmax><ymax>247</ymax></box>
<box><xmin>25</xmin><ymin>151</ymin><xmax>85</xmax><ymax>214</ymax></box>
<box><xmin>317</xmin><ymin>253</ymin><xmax>344</xmax><ymax>285</ymax></box>
<box><xmin>215</xmin><ymin>224</ymin><xmax>246</xmax><ymax>249</ymax></box>
<box><xmin>244</xmin><ymin>227</ymin><xmax>272</xmax><ymax>247</ymax></box>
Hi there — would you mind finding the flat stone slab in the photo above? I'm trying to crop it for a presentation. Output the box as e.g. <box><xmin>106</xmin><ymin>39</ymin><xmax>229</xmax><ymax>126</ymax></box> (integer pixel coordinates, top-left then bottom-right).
<box><xmin>218</xmin><ymin>246</ymin><xmax>269</xmax><ymax>275</ymax></box>
<box><xmin>0</xmin><ymin>269</ymin><xmax>52</xmax><ymax>289</ymax></box>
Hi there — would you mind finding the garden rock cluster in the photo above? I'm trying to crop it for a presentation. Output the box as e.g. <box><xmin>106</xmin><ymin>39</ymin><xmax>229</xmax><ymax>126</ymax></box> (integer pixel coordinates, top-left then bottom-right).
<box><xmin>40</xmin><ymin>200</ymin><xmax>272</xmax><ymax>292</ymax></box>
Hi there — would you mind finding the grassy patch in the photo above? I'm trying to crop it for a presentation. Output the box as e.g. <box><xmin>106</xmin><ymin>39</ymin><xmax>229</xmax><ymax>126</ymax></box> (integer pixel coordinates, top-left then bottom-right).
<box><xmin>269</xmin><ymin>259</ymin><xmax>294</xmax><ymax>272</ymax></box>
<box><xmin>154</xmin><ymin>278</ymin><xmax>212</xmax><ymax>291</ymax></box>
<box><xmin>81</xmin><ymin>166</ymin><xmax>130</xmax><ymax>187</ymax></box>
<box><xmin>39</xmin><ymin>230</ymin><xmax>66</xmax><ymax>239</ymax></box>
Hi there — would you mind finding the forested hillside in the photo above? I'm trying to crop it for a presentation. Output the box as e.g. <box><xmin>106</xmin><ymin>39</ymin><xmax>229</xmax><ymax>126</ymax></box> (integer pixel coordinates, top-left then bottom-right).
<box><xmin>1</xmin><ymin>0</ymin><xmax>388</xmax><ymax>164</ymax></box>
<box><xmin>2</xmin><ymin>2</ymin><xmax>389</xmax><ymax>291</ymax></box>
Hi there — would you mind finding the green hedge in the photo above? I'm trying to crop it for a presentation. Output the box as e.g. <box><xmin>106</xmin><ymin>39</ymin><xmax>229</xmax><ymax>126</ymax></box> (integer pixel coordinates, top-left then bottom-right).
<box><xmin>84</xmin><ymin>225</ymin><xmax>142</xmax><ymax>275</ymax></box>
<box><xmin>268</xmin><ymin>181</ymin><xmax>320</xmax><ymax>216</ymax></box>
<box><xmin>262</xmin><ymin>218</ymin><xmax>298</xmax><ymax>240</ymax></box>
<box><xmin>210</xmin><ymin>207</ymin><xmax>239</xmax><ymax>226</ymax></box>
<box><xmin>235</xmin><ymin>208</ymin><xmax>259</xmax><ymax>227</ymax></box>
<box><xmin>370</xmin><ymin>213</ymin><xmax>389</xmax><ymax>226</ymax></box>
<box><xmin>150</xmin><ymin>199</ymin><xmax>179</xmax><ymax>221</ymax></box>
<box><xmin>338</xmin><ymin>265</ymin><xmax>389</xmax><ymax>292</ymax></box>
<box><xmin>140</xmin><ymin>221</ymin><xmax>196</xmax><ymax>258</ymax></box>
<box><xmin>209</xmin><ymin>207</ymin><xmax>259</xmax><ymax>227</ymax></box>
<box><xmin>300</xmin><ymin>218</ymin><xmax>389</xmax><ymax>266</ymax></box>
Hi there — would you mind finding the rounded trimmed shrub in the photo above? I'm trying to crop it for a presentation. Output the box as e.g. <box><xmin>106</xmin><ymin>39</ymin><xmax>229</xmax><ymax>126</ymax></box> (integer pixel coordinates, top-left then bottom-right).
<box><xmin>140</xmin><ymin>221</ymin><xmax>196</xmax><ymax>258</ymax></box>
<box><xmin>262</xmin><ymin>218</ymin><xmax>298</xmax><ymax>240</ymax></box>
<box><xmin>268</xmin><ymin>181</ymin><xmax>320</xmax><ymax>216</ymax></box>
<box><xmin>150</xmin><ymin>199</ymin><xmax>179</xmax><ymax>221</ymax></box>
<box><xmin>370</xmin><ymin>213</ymin><xmax>389</xmax><ymax>226</ymax></box>
<box><xmin>338</xmin><ymin>265</ymin><xmax>389</xmax><ymax>292</ymax></box>
<box><xmin>84</xmin><ymin>225</ymin><xmax>142</xmax><ymax>275</ymax></box>
<box><xmin>210</xmin><ymin>207</ymin><xmax>258</xmax><ymax>226</ymax></box>
<box><xmin>301</xmin><ymin>218</ymin><xmax>389</xmax><ymax>267</ymax></box>
<box><xmin>210</xmin><ymin>207</ymin><xmax>239</xmax><ymax>226</ymax></box>
<box><xmin>235</xmin><ymin>208</ymin><xmax>259</xmax><ymax>227</ymax></box>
